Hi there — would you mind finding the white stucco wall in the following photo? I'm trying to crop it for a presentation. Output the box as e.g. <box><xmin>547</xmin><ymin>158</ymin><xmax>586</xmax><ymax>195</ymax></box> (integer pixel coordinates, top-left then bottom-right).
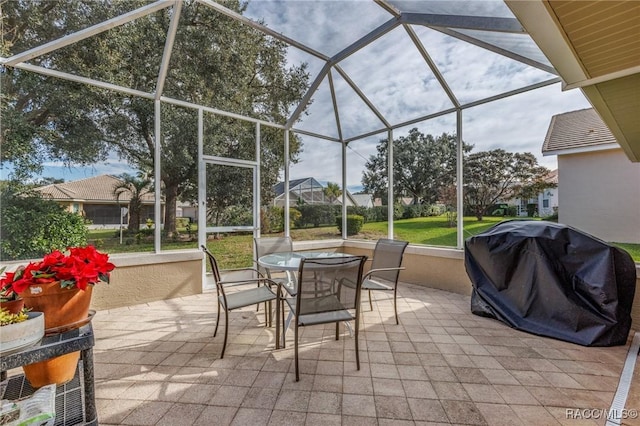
<box><xmin>558</xmin><ymin>149</ymin><xmax>640</xmax><ymax>243</ymax></box>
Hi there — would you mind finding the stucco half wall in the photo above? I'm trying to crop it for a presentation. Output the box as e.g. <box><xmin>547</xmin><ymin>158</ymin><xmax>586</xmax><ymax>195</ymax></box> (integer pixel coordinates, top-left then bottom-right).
<box><xmin>91</xmin><ymin>250</ymin><xmax>203</xmax><ymax>311</ymax></box>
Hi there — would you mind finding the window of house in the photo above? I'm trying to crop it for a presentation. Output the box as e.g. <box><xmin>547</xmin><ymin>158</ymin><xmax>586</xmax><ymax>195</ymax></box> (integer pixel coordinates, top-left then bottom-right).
<box><xmin>543</xmin><ymin>199</ymin><xmax>549</xmax><ymax>208</ymax></box>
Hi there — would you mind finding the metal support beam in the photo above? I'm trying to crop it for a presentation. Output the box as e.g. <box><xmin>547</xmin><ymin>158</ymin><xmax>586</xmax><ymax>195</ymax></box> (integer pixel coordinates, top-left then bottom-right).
<box><xmin>334</xmin><ymin>64</ymin><xmax>390</xmax><ymax>128</ymax></box>
<box><xmin>387</xmin><ymin>129</ymin><xmax>394</xmax><ymax>239</ymax></box>
<box><xmin>255</xmin><ymin>123</ymin><xmax>261</xmax><ymax>238</ymax></box>
<box><xmin>286</xmin><ymin>62</ymin><xmax>332</xmax><ymax>128</ymax></box>
<box><xmin>456</xmin><ymin>109</ymin><xmax>464</xmax><ymax>250</ymax></box>
<box><xmin>2</xmin><ymin>1</ymin><xmax>173</xmax><ymax>66</ymax></box>
<box><xmin>195</xmin><ymin>0</ymin><xmax>328</xmax><ymax>61</ymax></box>
<box><xmin>401</xmin><ymin>12</ymin><xmax>525</xmax><ymax>33</ymax></box>
<box><xmin>154</xmin><ymin>100</ymin><xmax>162</xmax><ymax>253</ymax></box>
<box><xmin>404</xmin><ymin>25</ymin><xmax>460</xmax><ymax>108</ymax></box>
<box><xmin>156</xmin><ymin>1</ymin><xmax>183</xmax><ymax>99</ymax></box>
<box><xmin>342</xmin><ymin>140</ymin><xmax>348</xmax><ymax>240</ymax></box>
<box><xmin>284</xmin><ymin>130</ymin><xmax>290</xmax><ymax>238</ymax></box>
<box><xmin>433</xmin><ymin>27</ymin><xmax>557</xmax><ymax>75</ymax></box>
<box><xmin>197</xmin><ymin>108</ymin><xmax>207</xmax><ymax>284</ymax></box>
<box><xmin>328</xmin><ymin>70</ymin><xmax>343</xmax><ymax>141</ymax></box>
<box><xmin>332</xmin><ymin>18</ymin><xmax>400</xmax><ymax>64</ymax></box>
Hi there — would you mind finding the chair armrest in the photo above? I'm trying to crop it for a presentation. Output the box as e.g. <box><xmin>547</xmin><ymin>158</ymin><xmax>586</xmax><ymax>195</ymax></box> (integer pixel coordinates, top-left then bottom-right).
<box><xmin>221</xmin><ymin>266</ymin><xmax>265</xmax><ymax>278</ymax></box>
<box><xmin>362</xmin><ymin>267</ymin><xmax>405</xmax><ymax>281</ymax></box>
<box><xmin>218</xmin><ymin>277</ymin><xmax>276</xmax><ymax>288</ymax></box>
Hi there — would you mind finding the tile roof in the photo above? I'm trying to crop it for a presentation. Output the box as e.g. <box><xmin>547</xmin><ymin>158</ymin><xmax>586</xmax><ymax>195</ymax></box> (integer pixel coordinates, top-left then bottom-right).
<box><xmin>542</xmin><ymin>108</ymin><xmax>619</xmax><ymax>155</ymax></box>
<box><xmin>35</xmin><ymin>174</ymin><xmax>155</xmax><ymax>203</ymax></box>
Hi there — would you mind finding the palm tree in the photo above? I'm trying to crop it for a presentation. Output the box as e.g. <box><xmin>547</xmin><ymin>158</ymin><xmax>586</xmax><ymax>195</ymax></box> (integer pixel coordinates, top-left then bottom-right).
<box><xmin>323</xmin><ymin>182</ymin><xmax>342</xmax><ymax>204</ymax></box>
<box><xmin>113</xmin><ymin>173</ymin><xmax>152</xmax><ymax>233</ymax></box>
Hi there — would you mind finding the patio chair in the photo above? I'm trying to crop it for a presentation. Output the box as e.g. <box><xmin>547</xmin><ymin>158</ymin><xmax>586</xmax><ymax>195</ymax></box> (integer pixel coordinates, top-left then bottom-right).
<box><xmin>282</xmin><ymin>255</ymin><xmax>367</xmax><ymax>381</ymax></box>
<box><xmin>201</xmin><ymin>245</ymin><xmax>278</xmax><ymax>359</ymax></box>
<box><xmin>362</xmin><ymin>239</ymin><xmax>408</xmax><ymax>324</ymax></box>
<box><xmin>254</xmin><ymin>236</ymin><xmax>295</xmax><ymax>292</ymax></box>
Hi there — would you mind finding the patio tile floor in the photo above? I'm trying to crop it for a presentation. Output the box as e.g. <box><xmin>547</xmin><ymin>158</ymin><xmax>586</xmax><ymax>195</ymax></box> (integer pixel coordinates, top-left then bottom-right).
<box><xmin>86</xmin><ymin>284</ymin><xmax>636</xmax><ymax>424</ymax></box>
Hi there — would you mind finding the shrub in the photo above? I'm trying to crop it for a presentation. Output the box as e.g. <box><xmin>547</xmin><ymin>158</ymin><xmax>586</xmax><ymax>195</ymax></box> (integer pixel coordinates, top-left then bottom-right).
<box><xmin>176</xmin><ymin>217</ymin><xmax>191</xmax><ymax>229</ymax></box>
<box><xmin>261</xmin><ymin>206</ymin><xmax>284</xmax><ymax>233</ymax></box>
<box><xmin>295</xmin><ymin>204</ymin><xmax>340</xmax><ymax>228</ymax></box>
<box><xmin>289</xmin><ymin>207</ymin><xmax>302</xmax><ymax>229</ymax></box>
<box><xmin>336</xmin><ymin>214</ymin><xmax>364</xmax><ymax>236</ymax></box>
<box><xmin>0</xmin><ymin>188</ymin><xmax>88</xmax><ymax>261</ymax></box>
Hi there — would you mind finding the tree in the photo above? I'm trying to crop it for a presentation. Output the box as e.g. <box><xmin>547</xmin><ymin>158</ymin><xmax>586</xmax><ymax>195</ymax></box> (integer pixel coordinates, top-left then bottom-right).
<box><xmin>112</xmin><ymin>173</ymin><xmax>153</xmax><ymax>233</ymax></box>
<box><xmin>362</xmin><ymin>129</ymin><xmax>471</xmax><ymax>205</ymax></box>
<box><xmin>323</xmin><ymin>182</ymin><xmax>342</xmax><ymax>204</ymax></box>
<box><xmin>1</xmin><ymin>0</ymin><xmax>309</xmax><ymax>236</ymax></box>
<box><xmin>463</xmin><ymin>149</ymin><xmax>556</xmax><ymax>221</ymax></box>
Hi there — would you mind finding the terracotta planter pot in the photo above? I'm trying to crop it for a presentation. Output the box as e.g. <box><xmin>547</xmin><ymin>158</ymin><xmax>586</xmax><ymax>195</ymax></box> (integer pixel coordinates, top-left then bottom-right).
<box><xmin>20</xmin><ymin>282</ymin><xmax>92</xmax><ymax>331</ymax></box>
<box><xmin>19</xmin><ymin>283</ymin><xmax>93</xmax><ymax>388</ymax></box>
<box><xmin>0</xmin><ymin>298</ymin><xmax>25</xmax><ymax>315</ymax></box>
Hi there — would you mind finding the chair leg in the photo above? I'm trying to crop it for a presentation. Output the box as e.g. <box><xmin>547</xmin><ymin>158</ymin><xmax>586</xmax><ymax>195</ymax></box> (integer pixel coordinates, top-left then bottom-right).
<box><xmin>221</xmin><ymin>309</ymin><xmax>229</xmax><ymax>359</ymax></box>
<box><xmin>294</xmin><ymin>322</ymin><xmax>300</xmax><ymax>382</ymax></box>
<box><xmin>214</xmin><ymin>300</ymin><xmax>221</xmax><ymax>337</ymax></box>
<box><xmin>355</xmin><ymin>317</ymin><xmax>360</xmax><ymax>370</ymax></box>
<box><xmin>335</xmin><ymin>323</ymin><xmax>339</xmax><ymax>340</ymax></box>
<box><xmin>281</xmin><ymin>300</ymin><xmax>286</xmax><ymax>349</ymax></box>
<box><xmin>393</xmin><ymin>288</ymin><xmax>399</xmax><ymax>325</ymax></box>
<box><xmin>368</xmin><ymin>289</ymin><xmax>373</xmax><ymax>311</ymax></box>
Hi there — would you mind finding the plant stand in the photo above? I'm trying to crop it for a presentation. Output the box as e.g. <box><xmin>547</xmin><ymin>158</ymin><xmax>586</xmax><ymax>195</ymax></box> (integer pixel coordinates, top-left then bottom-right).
<box><xmin>0</xmin><ymin>318</ymin><xmax>97</xmax><ymax>426</ymax></box>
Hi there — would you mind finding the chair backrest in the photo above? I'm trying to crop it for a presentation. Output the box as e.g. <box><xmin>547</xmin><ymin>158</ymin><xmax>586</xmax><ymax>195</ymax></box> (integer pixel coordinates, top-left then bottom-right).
<box><xmin>296</xmin><ymin>256</ymin><xmax>367</xmax><ymax>316</ymax></box>
<box><xmin>201</xmin><ymin>245</ymin><xmax>221</xmax><ymax>283</ymax></box>
<box><xmin>370</xmin><ymin>239</ymin><xmax>409</xmax><ymax>283</ymax></box>
<box><xmin>254</xmin><ymin>237</ymin><xmax>293</xmax><ymax>258</ymax></box>
<box><xmin>254</xmin><ymin>237</ymin><xmax>293</xmax><ymax>276</ymax></box>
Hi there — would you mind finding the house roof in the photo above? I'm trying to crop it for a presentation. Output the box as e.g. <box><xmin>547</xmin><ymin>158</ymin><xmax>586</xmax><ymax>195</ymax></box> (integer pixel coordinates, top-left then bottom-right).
<box><xmin>351</xmin><ymin>193</ymin><xmax>373</xmax><ymax>207</ymax></box>
<box><xmin>542</xmin><ymin>108</ymin><xmax>619</xmax><ymax>156</ymax></box>
<box><xmin>544</xmin><ymin>169</ymin><xmax>558</xmax><ymax>184</ymax></box>
<box><xmin>35</xmin><ymin>174</ymin><xmax>155</xmax><ymax>203</ymax></box>
<box><xmin>272</xmin><ymin>177</ymin><xmax>323</xmax><ymax>198</ymax></box>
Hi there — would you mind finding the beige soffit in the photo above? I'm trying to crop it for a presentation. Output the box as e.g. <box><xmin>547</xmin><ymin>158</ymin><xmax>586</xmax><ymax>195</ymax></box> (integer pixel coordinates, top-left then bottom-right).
<box><xmin>506</xmin><ymin>0</ymin><xmax>640</xmax><ymax>162</ymax></box>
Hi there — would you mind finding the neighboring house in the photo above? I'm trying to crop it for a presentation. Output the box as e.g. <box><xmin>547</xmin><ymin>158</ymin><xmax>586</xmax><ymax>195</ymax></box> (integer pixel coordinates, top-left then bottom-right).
<box><xmin>34</xmin><ymin>175</ymin><xmax>160</xmax><ymax>229</ymax></box>
<box><xmin>542</xmin><ymin>108</ymin><xmax>640</xmax><ymax>244</ymax></box>
<box><xmin>511</xmin><ymin>169</ymin><xmax>558</xmax><ymax>217</ymax></box>
<box><xmin>351</xmin><ymin>193</ymin><xmax>374</xmax><ymax>209</ymax></box>
<box><xmin>272</xmin><ymin>177</ymin><xmax>361</xmax><ymax>207</ymax></box>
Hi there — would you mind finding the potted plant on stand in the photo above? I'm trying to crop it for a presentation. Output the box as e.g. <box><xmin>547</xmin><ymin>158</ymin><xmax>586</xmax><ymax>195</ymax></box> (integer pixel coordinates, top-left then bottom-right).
<box><xmin>0</xmin><ymin>245</ymin><xmax>115</xmax><ymax>387</ymax></box>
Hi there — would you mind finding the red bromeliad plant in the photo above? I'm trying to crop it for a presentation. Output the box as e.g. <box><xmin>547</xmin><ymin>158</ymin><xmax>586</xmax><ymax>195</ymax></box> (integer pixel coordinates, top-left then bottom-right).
<box><xmin>0</xmin><ymin>246</ymin><xmax>115</xmax><ymax>296</ymax></box>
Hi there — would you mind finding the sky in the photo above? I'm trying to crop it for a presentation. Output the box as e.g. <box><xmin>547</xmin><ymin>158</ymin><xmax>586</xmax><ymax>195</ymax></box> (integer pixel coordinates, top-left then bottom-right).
<box><xmin>7</xmin><ymin>0</ymin><xmax>592</xmax><ymax>193</ymax></box>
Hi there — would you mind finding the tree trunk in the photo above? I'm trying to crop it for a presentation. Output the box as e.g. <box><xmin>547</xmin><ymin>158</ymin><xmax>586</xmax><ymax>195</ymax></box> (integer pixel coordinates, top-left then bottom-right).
<box><xmin>164</xmin><ymin>184</ymin><xmax>178</xmax><ymax>237</ymax></box>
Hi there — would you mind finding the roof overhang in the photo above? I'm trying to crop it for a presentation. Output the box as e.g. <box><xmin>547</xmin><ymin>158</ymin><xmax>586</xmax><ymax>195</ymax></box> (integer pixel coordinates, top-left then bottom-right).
<box><xmin>507</xmin><ymin>0</ymin><xmax>640</xmax><ymax>162</ymax></box>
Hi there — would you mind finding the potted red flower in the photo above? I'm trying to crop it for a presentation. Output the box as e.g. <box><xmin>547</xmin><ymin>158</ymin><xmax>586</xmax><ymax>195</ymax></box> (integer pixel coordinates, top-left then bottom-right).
<box><xmin>0</xmin><ymin>245</ymin><xmax>114</xmax><ymax>387</ymax></box>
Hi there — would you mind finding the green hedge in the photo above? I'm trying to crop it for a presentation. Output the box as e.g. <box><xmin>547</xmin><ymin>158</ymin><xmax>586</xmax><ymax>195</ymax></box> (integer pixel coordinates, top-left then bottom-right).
<box><xmin>336</xmin><ymin>215</ymin><xmax>364</xmax><ymax>236</ymax></box>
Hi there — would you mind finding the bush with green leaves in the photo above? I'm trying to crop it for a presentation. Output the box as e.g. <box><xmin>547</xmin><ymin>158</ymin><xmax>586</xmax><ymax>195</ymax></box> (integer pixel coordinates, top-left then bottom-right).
<box><xmin>295</xmin><ymin>204</ymin><xmax>340</xmax><ymax>228</ymax></box>
<box><xmin>289</xmin><ymin>207</ymin><xmax>302</xmax><ymax>229</ymax></box>
<box><xmin>261</xmin><ymin>205</ymin><xmax>284</xmax><ymax>233</ymax></box>
<box><xmin>336</xmin><ymin>214</ymin><xmax>364</xmax><ymax>236</ymax></box>
<box><xmin>0</xmin><ymin>188</ymin><xmax>87</xmax><ymax>261</ymax></box>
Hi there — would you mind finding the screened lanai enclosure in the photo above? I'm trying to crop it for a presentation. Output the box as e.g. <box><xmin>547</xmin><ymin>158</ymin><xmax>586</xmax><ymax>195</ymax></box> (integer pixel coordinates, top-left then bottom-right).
<box><xmin>2</xmin><ymin>0</ymin><xmax>593</xmax><ymax>254</ymax></box>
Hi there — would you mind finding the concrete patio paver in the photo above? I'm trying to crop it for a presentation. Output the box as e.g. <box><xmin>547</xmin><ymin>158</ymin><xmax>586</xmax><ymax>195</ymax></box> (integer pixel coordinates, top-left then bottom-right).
<box><xmin>82</xmin><ymin>283</ymin><xmax>636</xmax><ymax>425</ymax></box>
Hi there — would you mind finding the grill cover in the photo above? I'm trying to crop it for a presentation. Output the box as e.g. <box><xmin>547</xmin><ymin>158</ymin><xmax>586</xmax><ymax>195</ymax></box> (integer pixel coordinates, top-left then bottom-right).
<box><xmin>465</xmin><ymin>220</ymin><xmax>636</xmax><ymax>346</ymax></box>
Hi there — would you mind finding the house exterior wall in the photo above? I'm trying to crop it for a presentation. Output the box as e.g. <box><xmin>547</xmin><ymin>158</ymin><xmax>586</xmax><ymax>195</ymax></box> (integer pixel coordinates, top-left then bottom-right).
<box><xmin>558</xmin><ymin>149</ymin><xmax>640</xmax><ymax>243</ymax></box>
<box><xmin>537</xmin><ymin>187</ymin><xmax>558</xmax><ymax>217</ymax></box>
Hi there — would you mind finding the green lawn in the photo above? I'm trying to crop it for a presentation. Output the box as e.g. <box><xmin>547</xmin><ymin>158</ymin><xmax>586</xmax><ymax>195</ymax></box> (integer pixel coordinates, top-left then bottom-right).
<box><xmin>89</xmin><ymin>216</ymin><xmax>640</xmax><ymax>269</ymax></box>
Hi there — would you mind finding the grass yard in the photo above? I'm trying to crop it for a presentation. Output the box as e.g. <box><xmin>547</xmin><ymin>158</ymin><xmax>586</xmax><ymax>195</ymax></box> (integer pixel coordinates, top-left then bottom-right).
<box><xmin>88</xmin><ymin>215</ymin><xmax>640</xmax><ymax>269</ymax></box>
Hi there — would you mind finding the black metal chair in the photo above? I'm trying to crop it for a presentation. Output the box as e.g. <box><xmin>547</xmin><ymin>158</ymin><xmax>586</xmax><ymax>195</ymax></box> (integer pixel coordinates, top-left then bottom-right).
<box><xmin>281</xmin><ymin>255</ymin><xmax>367</xmax><ymax>381</ymax></box>
<box><xmin>361</xmin><ymin>239</ymin><xmax>408</xmax><ymax>324</ymax></box>
<box><xmin>201</xmin><ymin>245</ymin><xmax>278</xmax><ymax>359</ymax></box>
